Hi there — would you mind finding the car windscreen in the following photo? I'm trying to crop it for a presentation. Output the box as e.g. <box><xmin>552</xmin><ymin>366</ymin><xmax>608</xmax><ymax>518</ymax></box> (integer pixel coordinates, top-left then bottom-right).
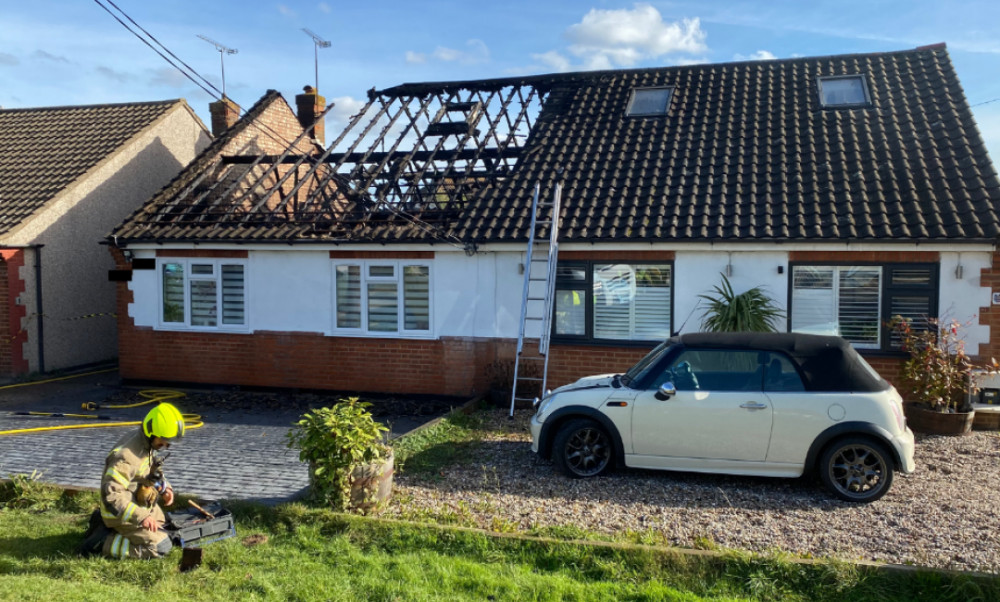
<box><xmin>621</xmin><ymin>341</ymin><xmax>672</xmax><ymax>387</ymax></box>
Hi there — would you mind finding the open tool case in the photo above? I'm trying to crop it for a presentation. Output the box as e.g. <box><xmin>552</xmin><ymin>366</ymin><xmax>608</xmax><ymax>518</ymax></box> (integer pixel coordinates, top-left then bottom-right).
<box><xmin>165</xmin><ymin>501</ymin><xmax>236</xmax><ymax>547</ymax></box>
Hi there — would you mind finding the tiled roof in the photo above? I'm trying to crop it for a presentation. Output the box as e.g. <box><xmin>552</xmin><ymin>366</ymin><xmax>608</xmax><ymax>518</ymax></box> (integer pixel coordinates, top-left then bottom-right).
<box><xmin>0</xmin><ymin>100</ymin><xmax>181</xmax><ymax>237</ymax></box>
<box><xmin>111</xmin><ymin>45</ymin><xmax>1000</xmax><ymax>245</ymax></box>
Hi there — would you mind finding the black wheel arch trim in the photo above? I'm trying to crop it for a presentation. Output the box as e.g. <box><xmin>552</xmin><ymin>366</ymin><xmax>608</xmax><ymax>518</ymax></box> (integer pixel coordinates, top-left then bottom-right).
<box><xmin>805</xmin><ymin>421</ymin><xmax>903</xmax><ymax>473</ymax></box>
<box><xmin>537</xmin><ymin>406</ymin><xmax>626</xmax><ymax>466</ymax></box>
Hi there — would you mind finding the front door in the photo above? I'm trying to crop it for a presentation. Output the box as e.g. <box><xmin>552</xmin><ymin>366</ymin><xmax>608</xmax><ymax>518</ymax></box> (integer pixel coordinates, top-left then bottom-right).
<box><xmin>630</xmin><ymin>348</ymin><xmax>773</xmax><ymax>461</ymax></box>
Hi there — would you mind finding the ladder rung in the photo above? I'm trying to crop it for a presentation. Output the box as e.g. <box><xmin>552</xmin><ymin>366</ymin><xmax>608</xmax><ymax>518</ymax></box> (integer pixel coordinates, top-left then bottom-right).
<box><xmin>517</xmin><ymin>356</ymin><xmax>546</xmax><ymax>360</ymax></box>
<box><xmin>513</xmin><ymin>396</ymin><xmax>537</xmax><ymax>402</ymax></box>
<box><xmin>517</xmin><ymin>377</ymin><xmax>544</xmax><ymax>381</ymax></box>
<box><xmin>535</xmin><ymin>220</ymin><xmax>552</xmax><ymax>225</ymax></box>
<box><xmin>526</xmin><ymin>297</ymin><xmax>546</xmax><ymax>301</ymax></box>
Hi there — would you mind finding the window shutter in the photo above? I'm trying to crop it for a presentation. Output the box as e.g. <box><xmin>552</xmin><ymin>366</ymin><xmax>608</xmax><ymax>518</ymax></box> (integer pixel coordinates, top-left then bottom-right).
<box><xmin>403</xmin><ymin>265</ymin><xmax>430</xmax><ymax>331</ymax></box>
<box><xmin>221</xmin><ymin>265</ymin><xmax>245</xmax><ymax>325</ymax></box>
<box><xmin>190</xmin><ymin>280</ymin><xmax>218</xmax><ymax>327</ymax></box>
<box><xmin>791</xmin><ymin>267</ymin><xmax>837</xmax><ymax>335</ymax></box>
<box><xmin>335</xmin><ymin>265</ymin><xmax>362</xmax><ymax>328</ymax></box>
<box><xmin>837</xmin><ymin>268</ymin><xmax>881</xmax><ymax>347</ymax></box>
<box><xmin>367</xmin><ymin>282</ymin><xmax>399</xmax><ymax>332</ymax></box>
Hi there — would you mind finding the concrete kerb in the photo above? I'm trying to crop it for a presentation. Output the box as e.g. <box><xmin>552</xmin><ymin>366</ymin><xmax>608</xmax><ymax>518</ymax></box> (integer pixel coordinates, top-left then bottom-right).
<box><xmin>388</xmin><ymin>394</ymin><xmax>484</xmax><ymax>442</ymax></box>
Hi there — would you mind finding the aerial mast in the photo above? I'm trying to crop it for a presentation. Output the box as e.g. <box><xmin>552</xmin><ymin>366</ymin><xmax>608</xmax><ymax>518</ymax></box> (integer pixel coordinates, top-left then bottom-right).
<box><xmin>196</xmin><ymin>34</ymin><xmax>238</xmax><ymax>98</ymax></box>
<box><xmin>302</xmin><ymin>28</ymin><xmax>331</xmax><ymax>92</ymax></box>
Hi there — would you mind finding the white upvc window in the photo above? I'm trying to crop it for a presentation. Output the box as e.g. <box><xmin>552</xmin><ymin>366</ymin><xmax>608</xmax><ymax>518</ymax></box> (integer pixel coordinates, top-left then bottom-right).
<box><xmin>791</xmin><ymin>265</ymin><xmax>881</xmax><ymax>348</ymax></box>
<box><xmin>158</xmin><ymin>258</ymin><xmax>248</xmax><ymax>330</ymax></box>
<box><xmin>333</xmin><ymin>261</ymin><xmax>432</xmax><ymax>336</ymax></box>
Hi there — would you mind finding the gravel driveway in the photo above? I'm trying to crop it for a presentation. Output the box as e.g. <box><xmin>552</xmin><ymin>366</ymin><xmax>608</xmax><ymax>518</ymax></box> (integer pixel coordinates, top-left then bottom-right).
<box><xmin>385</xmin><ymin>409</ymin><xmax>1000</xmax><ymax>574</ymax></box>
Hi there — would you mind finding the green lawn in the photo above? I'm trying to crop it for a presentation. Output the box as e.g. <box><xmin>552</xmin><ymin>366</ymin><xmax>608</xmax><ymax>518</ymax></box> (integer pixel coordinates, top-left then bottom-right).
<box><xmin>0</xmin><ymin>408</ymin><xmax>997</xmax><ymax>601</ymax></box>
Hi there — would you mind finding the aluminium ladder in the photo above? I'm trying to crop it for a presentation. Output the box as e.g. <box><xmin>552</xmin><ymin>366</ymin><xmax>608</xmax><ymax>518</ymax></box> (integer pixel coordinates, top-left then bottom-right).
<box><xmin>510</xmin><ymin>182</ymin><xmax>562</xmax><ymax>416</ymax></box>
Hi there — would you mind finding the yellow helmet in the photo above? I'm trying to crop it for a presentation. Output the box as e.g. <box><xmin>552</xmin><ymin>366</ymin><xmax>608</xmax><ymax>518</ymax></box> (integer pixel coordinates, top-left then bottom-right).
<box><xmin>143</xmin><ymin>403</ymin><xmax>185</xmax><ymax>439</ymax></box>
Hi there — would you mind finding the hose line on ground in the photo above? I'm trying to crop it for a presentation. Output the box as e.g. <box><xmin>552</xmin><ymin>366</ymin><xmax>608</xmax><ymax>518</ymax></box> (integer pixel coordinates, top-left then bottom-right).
<box><xmin>1</xmin><ymin>388</ymin><xmax>203</xmax><ymax>437</ymax></box>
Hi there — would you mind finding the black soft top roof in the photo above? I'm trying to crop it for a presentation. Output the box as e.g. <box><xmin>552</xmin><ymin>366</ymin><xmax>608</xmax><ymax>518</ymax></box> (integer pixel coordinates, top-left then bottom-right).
<box><xmin>670</xmin><ymin>332</ymin><xmax>889</xmax><ymax>393</ymax></box>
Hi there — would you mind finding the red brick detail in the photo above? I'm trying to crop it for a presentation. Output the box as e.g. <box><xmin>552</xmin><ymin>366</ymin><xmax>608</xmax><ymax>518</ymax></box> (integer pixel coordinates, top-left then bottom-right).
<box><xmin>788</xmin><ymin>251</ymin><xmax>939</xmax><ymax>263</ymax></box>
<box><xmin>328</xmin><ymin>251</ymin><xmax>435</xmax><ymax>259</ymax></box>
<box><xmin>156</xmin><ymin>250</ymin><xmax>249</xmax><ymax>258</ymax></box>
<box><xmin>977</xmin><ymin>250</ymin><xmax>1000</xmax><ymax>359</ymax></box>
<box><xmin>864</xmin><ymin>356</ymin><xmax>906</xmax><ymax>394</ymax></box>
<box><xmin>559</xmin><ymin>251</ymin><xmax>675</xmax><ymax>261</ymax></box>
<box><xmin>0</xmin><ymin>250</ymin><xmax>28</xmax><ymax>375</ymax></box>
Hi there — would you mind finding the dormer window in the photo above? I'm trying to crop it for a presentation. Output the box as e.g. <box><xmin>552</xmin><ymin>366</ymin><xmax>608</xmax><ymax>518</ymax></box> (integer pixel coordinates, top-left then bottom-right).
<box><xmin>627</xmin><ymin>87</ymin><xmax>673</xmax><ymax>116</ymax></box>
<box><xmin>818</xmin><ymin>75</ymin><xmax>870</xmax><ymax>107</ymax></box>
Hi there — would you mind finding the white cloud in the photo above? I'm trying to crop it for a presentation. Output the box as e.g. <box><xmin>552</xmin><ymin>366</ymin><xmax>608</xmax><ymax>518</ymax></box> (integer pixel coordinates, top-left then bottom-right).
<box><xmin>733</xmin><ymin>50</ymin><xmax>776</xmax><ymax>61</ymax></box>
<box><xmin>147</xmin><ymin>67</ymin><xmax>189</xmax><ymax>89</ymax></box>
<box><xmin>328</xmin><ymin>95</ymin><xmax>367</xmax><ymax>128</ymax></box>
<box><xmin>317</xmin><ymin>2</ymin><xmax>332</xmax><ymax>14</ymax></box>
<box><xmin>408</xmin><ymin>39</ymin><xmax>490</xmax><ymax>65</ymax></box>
<box><xmin>32</xmin><ymin>50</ymin><xmax>71</xmax><ymax>64</ymax></box>
<box><xmin>96</xmin><ymin>66</ymin><xmax>133</xmax><ymax>83</ymax></box>
<box><xmin>277</xmin><ymin>4</ymin><xmax>295</xmax><ymax>17</ymax></box>
<box><xmin>434</xmin><ymin>39</ymin><xmax>490</xmax><ymax>64</ymax></box>
<box><xmin>565</xmin><ymin>3</ymin><xmax>707</xmax><ymax>68</ymax></box>
<box><xmin>532</xmin><ymin>50</ymin><xmax>571</xmax><ymax>73</ymax></box>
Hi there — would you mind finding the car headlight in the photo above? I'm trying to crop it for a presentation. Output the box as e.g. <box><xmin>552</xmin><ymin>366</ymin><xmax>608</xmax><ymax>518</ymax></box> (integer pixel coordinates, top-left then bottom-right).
<box><xmin>534</xmin><ymin>393</ymin><xmax>557</xmax><ymax>422</ymax></box>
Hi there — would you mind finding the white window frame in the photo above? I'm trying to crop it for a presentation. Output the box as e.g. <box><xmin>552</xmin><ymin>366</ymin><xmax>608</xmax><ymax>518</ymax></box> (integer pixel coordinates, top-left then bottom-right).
<box><xmin>331</xmin><ymin>260</ymin><xmax>434</xmax><ymax>338</ymax></box>
<box><xmin>155</xmin><ymin>258</ymin><xmax>249</xmax><ymax>332</ymax></box>
<box><xmin>790</xmin><ymin>265</ymin><xmax>882</xmax><ymax>349</ymax></box>
<box><xmin>817</xmin><ymin>75</ymin><xmax>871</xmax><ymax>108</ymax></box>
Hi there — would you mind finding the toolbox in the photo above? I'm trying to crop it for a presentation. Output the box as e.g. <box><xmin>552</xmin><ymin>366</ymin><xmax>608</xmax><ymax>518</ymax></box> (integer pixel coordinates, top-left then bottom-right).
<box><xmin>165</xmin><ymin>501</ymin><xmax>236</xmax><ymax>548</ymax></box>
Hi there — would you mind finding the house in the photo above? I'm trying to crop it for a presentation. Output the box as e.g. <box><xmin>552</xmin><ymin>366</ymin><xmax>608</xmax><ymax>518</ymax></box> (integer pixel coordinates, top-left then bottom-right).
<box><xmin>107</xmin><ymin>44</ymin><xmax>1000</xmax><ymax>397</ymax></box>
<box><xmin>0</xmin><ymin>100</ymin><xmax>210</xmax><ymax>378</ymax></box>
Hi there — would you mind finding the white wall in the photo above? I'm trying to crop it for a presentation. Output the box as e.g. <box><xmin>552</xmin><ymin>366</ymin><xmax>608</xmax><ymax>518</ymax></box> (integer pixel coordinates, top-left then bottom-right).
<box><xmin>674</xmin><ymin>251</ymin><xmax>789</xmax><ymax>334</ymax></box>
<box><xmin>126</xmin><ymin>246</ymin><xmax>995</xmax><ymax>350</ymax></box>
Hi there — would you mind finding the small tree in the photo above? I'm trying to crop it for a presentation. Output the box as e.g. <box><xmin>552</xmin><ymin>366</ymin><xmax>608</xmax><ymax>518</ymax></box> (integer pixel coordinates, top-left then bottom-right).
<box><xmin>698</xmin><ymin>274</ymin><xmax>784</xmax><ymax>332</ymax></box>
<box><xmin>891</xmin><ymin>317</ymin><xmax>990</xmax><ymax>413</ymax></box>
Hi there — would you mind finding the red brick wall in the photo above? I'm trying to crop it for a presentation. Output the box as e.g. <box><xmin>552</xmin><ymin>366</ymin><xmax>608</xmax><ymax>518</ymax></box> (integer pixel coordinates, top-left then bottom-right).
<box><xmin>978</xmin><ymin>250</ymin><xmax>1000</xmax><ymax>360</ymax></box>
<box><xmin>0</xmin><ymin>250</ymin><xmax>28</xmax><ymax>376</ymax></box>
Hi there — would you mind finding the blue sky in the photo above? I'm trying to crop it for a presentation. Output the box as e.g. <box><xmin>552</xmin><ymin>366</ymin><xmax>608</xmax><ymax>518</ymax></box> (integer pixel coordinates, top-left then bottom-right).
<box><xmin>2</xmin><ymin>1</ymin><xmax>999</xmax><ymax>163</ymax></box>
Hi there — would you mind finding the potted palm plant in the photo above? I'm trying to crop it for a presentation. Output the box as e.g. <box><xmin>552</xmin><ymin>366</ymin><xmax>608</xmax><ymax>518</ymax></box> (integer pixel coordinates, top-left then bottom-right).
<box><xmin>698</xmin><ymin>274</ymin><xmax>784</xmax><ymax>332</ymax></box>
<box><xmin>286</xmin><ymin>397</ymin><xmax>393</xmax><ymax>513</ymax></box>
<box><xmin>891</xmin><ymin>317</ymin><xmax>994</xmax><ymax>435</ymax></box>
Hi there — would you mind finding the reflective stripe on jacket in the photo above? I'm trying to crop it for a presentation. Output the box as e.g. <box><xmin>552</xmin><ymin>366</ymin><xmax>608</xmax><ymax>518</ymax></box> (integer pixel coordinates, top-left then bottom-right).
<box><xmin>100</xmin><ymin>429</ymin><xmax>170</xmax><ymax>528</ymax></box>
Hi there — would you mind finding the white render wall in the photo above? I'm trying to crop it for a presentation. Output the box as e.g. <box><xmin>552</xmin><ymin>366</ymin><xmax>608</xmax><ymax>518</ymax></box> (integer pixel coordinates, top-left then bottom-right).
<box><xmin>126</xmin><ymin>246</ymin><xmax>994</xmax><ymax>351</ymax></box>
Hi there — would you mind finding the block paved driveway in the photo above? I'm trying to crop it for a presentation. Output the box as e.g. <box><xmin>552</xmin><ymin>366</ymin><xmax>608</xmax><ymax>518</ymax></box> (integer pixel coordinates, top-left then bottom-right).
<box><xmin>0</xmin><ymin>370</ymin><xmax>447</xmax><ymax>505</ymax></box>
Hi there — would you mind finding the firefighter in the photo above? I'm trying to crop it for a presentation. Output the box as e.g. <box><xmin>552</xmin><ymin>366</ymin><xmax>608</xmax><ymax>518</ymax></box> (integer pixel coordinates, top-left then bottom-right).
<box><xmin>78</xmin><ymin>403</ymin><xmax>185</xmax><ymax>559</ymax></box>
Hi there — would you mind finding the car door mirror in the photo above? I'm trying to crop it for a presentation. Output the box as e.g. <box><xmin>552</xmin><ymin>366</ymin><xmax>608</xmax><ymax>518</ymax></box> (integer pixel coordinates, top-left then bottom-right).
<box><xmin>655</xmin><ymin>382</ymin><xmax>677</xmax><ymax>400</ymax></box>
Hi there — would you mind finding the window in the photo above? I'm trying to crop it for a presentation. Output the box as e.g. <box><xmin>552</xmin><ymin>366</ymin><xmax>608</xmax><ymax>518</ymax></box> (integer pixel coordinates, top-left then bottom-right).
<box><xmin>818</xmin><ymin>75</ymin><xmax>870</xmax><ymax>107</ymax></box>
<box><xmin>554</xmin><ymin>262</ymin><xmax>672</xmax><ymax>343</ymax></box>
<box><xmin>790</xmin><ymin>263</ymin><xmax>937</xmax><ymax>351</ymax></box>
<box><xmin>626</xmin><ymin>87</ymin><xmax>673</xmax><ymax>116</ymax></box>
<box><xmin>333</xmin><ymin>261</ymin><xmax>431</xmax><ymax>335</ymax></box>
<box><xmin>158</xmin><ymin>259</ymin><xmax>247</xmax><ymax>330</ymax></box>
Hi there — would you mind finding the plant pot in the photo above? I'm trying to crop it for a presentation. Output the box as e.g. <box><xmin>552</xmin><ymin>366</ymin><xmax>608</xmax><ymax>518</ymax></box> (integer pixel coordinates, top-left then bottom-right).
<box><xmin>903</xmin><ymin>403</ymin><xmax>975</xmax><ymax>436</ymax></box>
<box><xmin>348</xmin><ymin>450</ymin><xmax>394</xmax><ymax>513</ymax></box>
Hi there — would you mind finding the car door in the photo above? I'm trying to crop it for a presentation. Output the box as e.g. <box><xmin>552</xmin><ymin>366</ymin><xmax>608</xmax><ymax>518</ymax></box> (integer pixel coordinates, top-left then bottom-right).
<box><xmin>630</xmin><ymin>348</ymin><xmax>773</xmax><ymax>461</ymax></box>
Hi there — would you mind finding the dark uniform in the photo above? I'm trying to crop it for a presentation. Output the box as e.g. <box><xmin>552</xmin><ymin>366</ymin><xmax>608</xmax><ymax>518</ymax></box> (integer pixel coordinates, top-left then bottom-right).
<box><xmin>99</xmin><ymin>429</ymin><xmax>172</xmax><ymax>559</ymax></box>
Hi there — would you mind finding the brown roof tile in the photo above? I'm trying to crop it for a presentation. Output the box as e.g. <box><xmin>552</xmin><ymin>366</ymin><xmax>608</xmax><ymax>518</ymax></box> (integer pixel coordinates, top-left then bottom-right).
<box><xmin>0</xmin><ymin>100</ymin><xmax>181</xmax><ymax>237</ymax></box>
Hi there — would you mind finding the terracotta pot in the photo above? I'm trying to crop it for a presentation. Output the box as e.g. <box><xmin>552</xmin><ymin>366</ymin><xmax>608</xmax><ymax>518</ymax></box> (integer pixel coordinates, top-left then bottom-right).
<box><xmin>903</xmin><ymin>403</ymin><xmax>975</xmax><ymax>436</ymax></box>
<box><xmin>348</xmin><ymin>450</ymin><xmax>394</xmax><ymax>513</ymax></box>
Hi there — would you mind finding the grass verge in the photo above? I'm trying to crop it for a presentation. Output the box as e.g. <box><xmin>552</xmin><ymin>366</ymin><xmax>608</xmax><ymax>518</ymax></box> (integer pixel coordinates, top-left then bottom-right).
<box><xmin>0</xmin><ymin>487</ymin><xmax>997</xmax><ymax>602</ymax></box>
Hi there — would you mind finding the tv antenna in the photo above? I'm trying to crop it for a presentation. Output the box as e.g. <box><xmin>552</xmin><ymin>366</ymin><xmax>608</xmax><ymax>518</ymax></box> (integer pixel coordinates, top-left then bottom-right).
<box><xmin>302</xmin><ymin>28</ymin><xmax>331</xmax><ymax>92</ymax></box>
<box><xmin>197</xmin><ymin>34</ymin><xmax>238</xmax><ymax>98</ymax></box>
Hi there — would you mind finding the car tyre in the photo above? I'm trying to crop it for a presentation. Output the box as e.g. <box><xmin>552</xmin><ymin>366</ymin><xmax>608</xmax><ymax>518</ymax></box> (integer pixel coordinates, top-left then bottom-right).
<box><xmin>552</xmin><ymin>418</ymin><xmax>613</xmax><ymax>478</ymax></box>
<box><xmin>819</xmin><ymin>437</ymin><xmax>894</xmax><ymax>503</ymax></box>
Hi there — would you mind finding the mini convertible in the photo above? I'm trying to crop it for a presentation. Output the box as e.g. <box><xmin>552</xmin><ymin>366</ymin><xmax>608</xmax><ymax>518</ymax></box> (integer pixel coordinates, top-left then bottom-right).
<box><xmin>530</xmin><ymin>332</ymin><xmax>915</xmax><ymax>503</ymax></box>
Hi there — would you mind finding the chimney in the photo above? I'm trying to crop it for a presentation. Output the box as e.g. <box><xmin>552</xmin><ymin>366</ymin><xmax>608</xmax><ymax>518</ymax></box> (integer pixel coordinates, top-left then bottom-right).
<box><xmin>209</xmin><ymin>97</ymin><xmax>241</xmax><ymax>137</ymax></box>
<box><xmin>295</xmin><ymin>85</ymin><xmax>325</xmax><ymax>145</ymax></box>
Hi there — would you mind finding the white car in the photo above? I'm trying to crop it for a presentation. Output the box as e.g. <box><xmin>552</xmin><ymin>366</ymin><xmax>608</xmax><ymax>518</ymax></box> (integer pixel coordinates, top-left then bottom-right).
<box><xmin>530</xmin><ymin>332</ymin><xmax>915</xmax><ymax>502</ymax></box>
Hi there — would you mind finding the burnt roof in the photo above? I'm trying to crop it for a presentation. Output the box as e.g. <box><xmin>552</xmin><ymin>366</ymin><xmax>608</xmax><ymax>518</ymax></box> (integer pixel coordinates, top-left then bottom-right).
<box><xmin>110</xmin><ymin>45</ymin><xmax>1000</xmax><ymax>246</ymax></box>
<box><xmin>0</xmin><ymin>100</ymin><xmax>183</xmax><ymax>238</ymax></box>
